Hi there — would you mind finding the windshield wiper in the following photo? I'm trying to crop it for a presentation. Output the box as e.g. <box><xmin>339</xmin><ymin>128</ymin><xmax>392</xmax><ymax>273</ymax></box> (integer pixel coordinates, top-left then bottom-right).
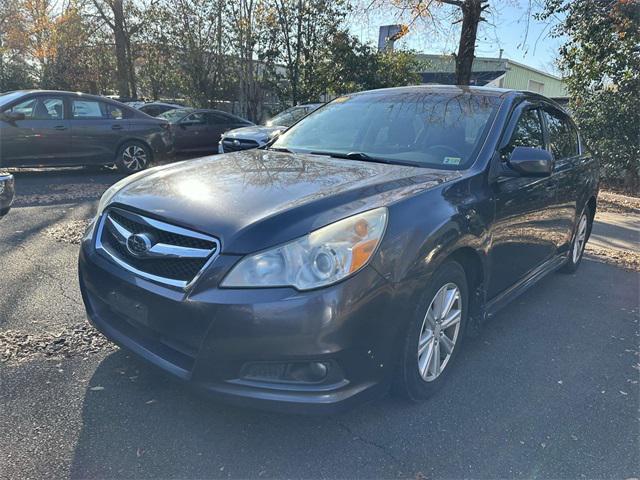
<box><xmin>309</xmin><ymin>150</ymin><xmax>422</xmax><ymax>167</ymax></box>
<box><xmin>267</xmin><ymin>146</ymin><xmax>293</xmax><ymax>153</ymax></box>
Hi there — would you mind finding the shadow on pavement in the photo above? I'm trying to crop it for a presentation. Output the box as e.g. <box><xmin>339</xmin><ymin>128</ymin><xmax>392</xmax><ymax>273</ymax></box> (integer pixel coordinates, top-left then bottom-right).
<box><xmin>68</xmin><ymin>261</ymin><xmax>639</xmax><ymax>479</ymax></box>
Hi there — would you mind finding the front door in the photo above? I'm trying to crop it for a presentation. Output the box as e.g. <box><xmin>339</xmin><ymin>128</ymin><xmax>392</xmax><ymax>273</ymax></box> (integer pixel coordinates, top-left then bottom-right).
<box><xmin>0</xmin><ymin>95</ymin><xmax>70</xmax><ymax>167</ymax></box>
<box><xmin>175</xmin><ymin>112</ymin><xmax>209</xmax><ymax>152</ymax></box>
<box><xmin>487</xmin><ymin>105</ymin><xmax>559</xmax><ymax>298</ymax></box>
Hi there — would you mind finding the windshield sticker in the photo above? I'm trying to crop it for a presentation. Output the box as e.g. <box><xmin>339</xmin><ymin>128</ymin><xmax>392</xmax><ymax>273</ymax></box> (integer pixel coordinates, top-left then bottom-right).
<box><xmin>443</xmin><ymin>157</ymin><xmax>461</xmax><ymax>165</ymax></box>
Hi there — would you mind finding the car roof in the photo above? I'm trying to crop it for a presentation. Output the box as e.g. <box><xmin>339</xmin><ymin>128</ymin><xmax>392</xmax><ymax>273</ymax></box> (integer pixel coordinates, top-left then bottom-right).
<box><xmin>143</xmin><ymin>102</ymin><xmax>182</xmax><ymax>108</ymax></box>
<box><xmin>8</xmin><ymin>89</ymin><xmax>134</xmax><ymax>105</ymax></box>
<box><xmin>347</xmin><ymin>84</ymin><xmax>513</xmax><ymax>98</ymax></box>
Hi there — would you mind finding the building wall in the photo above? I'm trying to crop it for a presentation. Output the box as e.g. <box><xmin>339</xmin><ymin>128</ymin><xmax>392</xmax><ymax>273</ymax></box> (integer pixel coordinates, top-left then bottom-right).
<box><xmin>416</xmin><ymin>54</ymin><xmax>567</xmax><ymax>98</ymax></box>
<box><xmin>503</xmin><ymin>62</ymin><xmax>567</xmax><ymax>97</ymax></box>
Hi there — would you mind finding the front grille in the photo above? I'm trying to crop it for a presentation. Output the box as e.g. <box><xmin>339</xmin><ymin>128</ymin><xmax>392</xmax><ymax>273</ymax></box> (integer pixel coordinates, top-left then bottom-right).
<box><xmin>96</xmin><ymin>207</ymin><xmax>220</xmax><ymax>288</ymax></box>
<box><xmin>222</xmin><ymin>138</ymin><xmax>260</xmax><ymax>152</ymax></box>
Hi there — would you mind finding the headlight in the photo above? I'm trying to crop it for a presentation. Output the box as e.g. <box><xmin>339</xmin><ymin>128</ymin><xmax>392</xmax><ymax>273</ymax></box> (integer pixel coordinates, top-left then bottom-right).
<box><xmin>221</xmin><ymin>208</ymin><xmax>387</xmax><ymax>290</ymax></box>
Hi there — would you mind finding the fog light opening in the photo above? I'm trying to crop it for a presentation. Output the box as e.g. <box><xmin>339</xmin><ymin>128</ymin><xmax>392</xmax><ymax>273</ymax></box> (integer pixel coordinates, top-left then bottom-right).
<box><xmin>286</xmin><ymin>362</ymin><xmax>329</xmax><ymax>383</ymax></box>
<box><xmin>241</xmin><ymin>361</ymin><xmax>330</xmax><ymax>384</ymax></box>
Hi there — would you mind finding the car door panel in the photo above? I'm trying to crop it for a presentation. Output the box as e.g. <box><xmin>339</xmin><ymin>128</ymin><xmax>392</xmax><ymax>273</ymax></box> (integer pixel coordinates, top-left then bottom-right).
<box><xmin>487</xmin><ymin>105</ymin><xmax>559</xmax><ymax>299</ymax></box>
<box><xmin>542</xmin><ymin>107</ymin><xmax>583</xmax><ymax>253</ymax></box>
<box><xmin>0</xmin><ymin>95</ymin><xmax>71</xmax><ymax>167</ymax></box>
<box><xmin>175</xmin><ymin>113</ymin><xmax>209</xmax><ymax>152</ymax></box>
<box><xmin>69</xmin><ymin>99</ymin><xmax>130</xmax><ymax>165</ymax></box>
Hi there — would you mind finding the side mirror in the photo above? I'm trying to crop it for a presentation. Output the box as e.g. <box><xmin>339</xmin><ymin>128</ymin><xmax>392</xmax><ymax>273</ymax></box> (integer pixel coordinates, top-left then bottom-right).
<box><xmin>1</xmin><ymin>111</ymin><xmax>26</xmax><ymax>122</ymax></box>
<box><xmin>507</xmin><ymin>146</ymin><xmax>553</xmax><ymax>177</ymax></box>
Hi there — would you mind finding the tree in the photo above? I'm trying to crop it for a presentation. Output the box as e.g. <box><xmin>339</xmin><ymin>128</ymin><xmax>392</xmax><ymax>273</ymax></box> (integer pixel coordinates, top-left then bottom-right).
<box><xmin>92</xmin><ymin>0</ymin><xmax>142</xmax><ymax>99</ymax></box>
<box><xmin>321</xmin><ymin>30</ymin><xmax>422</xmax><ymax>95</ymax></box>
<box><xmin>0</xmin><ymin>0</ymin><xmax>35</xmax><ymax>90</ymax></box>
<box><xmin>227</xmin><ymin>0</ymin><xmax>276</xmax><ymax>120</ymax></box>
<box><xmin>538</xmin><ymin>0</ymin><xmax>640</xmax><ymax>191</ymax></box>
<box><xmin>270</xmin><ymin>0</ymin><xmax>350</xmax><ymax>105</ymax></box>
<box><xmin>363</xmin><ymin>0</ymin><xmax>489</xmax><ymax>85</ymax></box>
<box><xmin>162</xmin><ymin>0</ymin><xmax>232</xmax><ymax>107</ymax></box>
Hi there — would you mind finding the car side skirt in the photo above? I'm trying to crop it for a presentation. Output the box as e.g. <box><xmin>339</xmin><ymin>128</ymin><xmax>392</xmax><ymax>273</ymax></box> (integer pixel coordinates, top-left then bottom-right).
<box><xmin>483</xmin><ymin>253</ymin><xmax>567</xmax><ymax>321</ymax></box>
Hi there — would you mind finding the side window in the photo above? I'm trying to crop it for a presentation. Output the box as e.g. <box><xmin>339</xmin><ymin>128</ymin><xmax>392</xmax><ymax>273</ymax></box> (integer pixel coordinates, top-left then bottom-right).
<box><xmin>7</xmin><ymin>97</ymin><xmax>63</xmax><ymax>120</ymax></box>
<box><xmin>206</xmin><ymin>112</ymin><xmax>229</xmax><ymax>125</ymax></box>
<box><xmin>39</xmin><ymin>98</ymin><xmax>64</xmax><ymax>120</ymax></box>
<box><xmin>72</xmin><ymin>100</ymin><xmax>104</xmax><ymax>119</ymax></box>
<box><xmin>542</xmin><ymin>110</ymin><xmax>579</xmax><ymax>159</ymax></box>
<box><xmin>106</xmin><ymin>104</ymin><xmax>124</xmax><ymax>120</ymax></box>
<box><xmin>6</xmin><ymin>98</ymin><xmax>37</xmax><ymax>118</ymax></box>
<box><xmin>502</xmin><ymin>108</ymin><xmax>545</xmax><ymax>160</ymax></box>
<box><xmin>184</xmin><ymin>112</ymin><xmax>206</xmax><ymax>124</ymax></box>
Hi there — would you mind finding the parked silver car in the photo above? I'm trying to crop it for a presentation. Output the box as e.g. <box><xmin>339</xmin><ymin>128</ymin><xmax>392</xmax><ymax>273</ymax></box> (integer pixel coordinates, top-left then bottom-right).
<box><xmin>0</xmin><ymin>172</ymin><xmax>15</xmax><ymax>218</ymax></box>
<box><xmin>218</xmin><ymin>103</ymin><xmax>323</xmax><ymax>153</ymax></box>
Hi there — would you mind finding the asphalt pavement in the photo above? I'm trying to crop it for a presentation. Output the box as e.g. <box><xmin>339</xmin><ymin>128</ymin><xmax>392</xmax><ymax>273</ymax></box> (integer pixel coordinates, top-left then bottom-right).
<box><xmin>1</xmin><ymin>169</ymin><xmax>638</xmax><ymax>479</ymax></box>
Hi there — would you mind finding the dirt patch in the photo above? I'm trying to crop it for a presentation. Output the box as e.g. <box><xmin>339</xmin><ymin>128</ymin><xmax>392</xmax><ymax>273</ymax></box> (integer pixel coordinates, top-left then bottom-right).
<box><xmin>585</xmin><ymin>245</ymin><xmax>640</xmax><ymax>272</ymax></box>
<box><xmin>0</xmin><ymin>324</ymin><xmax>117</xmax><ymax>364</ymax></box>
<box><xmin>598</xmin><ymin>191</ymin><xmax>640</xmax><ymax>215</ymax></box>
<box><xmin>45</xmin><ymin>219</ymin><xmax>91</xmax><ymax>245</ymax></box>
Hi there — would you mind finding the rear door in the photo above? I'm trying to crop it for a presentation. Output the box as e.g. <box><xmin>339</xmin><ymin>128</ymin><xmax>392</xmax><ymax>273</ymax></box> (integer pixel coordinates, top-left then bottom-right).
<box><xmin>206</xmin><ymin>112</ymin><xmax>250</xmax><ymax>150</ymax></box>
<box><xmin>69</xmin><ymin>98</ymin><xmax>129</xmax><ymax>165</ymax></box>
<box><xmin>1</xmin><ymin>94</ymin><xmax>70</xmax><ymax>167</ymax></box>
<box><xmin>541</xmin><ymin>107</ymin><xmax>583</xmax><ymax>253</ymax></box>
<box><xmin>488</xmin><ymin>103</ymin><xmax>559</xmax><ymax>298</ymax></box>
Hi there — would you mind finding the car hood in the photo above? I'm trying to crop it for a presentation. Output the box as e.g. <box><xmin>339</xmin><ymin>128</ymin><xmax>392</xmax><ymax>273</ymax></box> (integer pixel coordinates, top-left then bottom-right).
<box><xmin>223</xmin><ymin>125</ymin><xmax>283</xmax><ymax>141</ymax></box>
<box><xmin>109</xmin><ymin>150</ymin><xmax>460</xmax><ymax>254</ymax></box>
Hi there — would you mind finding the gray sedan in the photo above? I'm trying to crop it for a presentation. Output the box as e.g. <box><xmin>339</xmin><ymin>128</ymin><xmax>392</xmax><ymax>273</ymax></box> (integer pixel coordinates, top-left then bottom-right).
<box><xmin>0</xmin><ymin>90</ymin><xmax>173</xmax><ymax>173</ymax></box>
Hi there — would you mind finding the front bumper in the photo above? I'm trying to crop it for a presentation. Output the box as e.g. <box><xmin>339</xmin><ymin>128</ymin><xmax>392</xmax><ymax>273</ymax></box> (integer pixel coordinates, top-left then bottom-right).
<box><xmin>79</xmin><ymin>238</ymin><xmax>398</xmax><ymax>413</ymax></box>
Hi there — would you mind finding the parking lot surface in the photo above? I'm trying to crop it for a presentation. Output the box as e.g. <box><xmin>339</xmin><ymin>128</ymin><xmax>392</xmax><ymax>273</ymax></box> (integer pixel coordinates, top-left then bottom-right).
<box><xmin>1</xmin><ymin>170</ymin><xmax>638</xmax><ymax>479</ymax></box>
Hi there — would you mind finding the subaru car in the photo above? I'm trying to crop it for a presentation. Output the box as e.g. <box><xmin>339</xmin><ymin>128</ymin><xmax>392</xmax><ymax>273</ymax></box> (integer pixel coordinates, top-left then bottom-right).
<box><xmin>0</xmin><ymin>172</ymin><xmax>14</xmax><ymax>218</ymax></box>
<box><xmin>79</xmin><ymin>86</ymin><xmax>598</xmax><ymax>413</ymax></box>
<box><xmin>219</xmin><ymin>103</ymin><xmax>323</xmax><ymax>153</ymax></box>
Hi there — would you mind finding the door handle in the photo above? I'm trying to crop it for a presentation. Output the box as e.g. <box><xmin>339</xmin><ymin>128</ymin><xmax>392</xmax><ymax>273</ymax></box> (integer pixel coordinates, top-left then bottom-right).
<box><xmin>53</xmin><ymin>125</ymin><xmax>67</xmax><ymax>131</ymax></box>
<box><xmin>111</xmin><ymin>124</ymin><xmax>124</xmax><ymax>130</ymax></box>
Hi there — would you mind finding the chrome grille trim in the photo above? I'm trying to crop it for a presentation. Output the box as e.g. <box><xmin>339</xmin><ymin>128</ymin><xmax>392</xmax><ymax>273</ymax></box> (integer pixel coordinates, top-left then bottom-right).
<box><xmin>95</xmin><ymin>207</ymin><xmax>221</xmax><ymax>289</ymax></box>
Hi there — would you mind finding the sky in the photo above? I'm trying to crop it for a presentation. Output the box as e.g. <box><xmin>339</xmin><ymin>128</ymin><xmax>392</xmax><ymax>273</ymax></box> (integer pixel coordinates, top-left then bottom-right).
<box><xmin>348</xmin><ymin>1</ymin><xmax>566</xmax><ymax>76</ymax></box>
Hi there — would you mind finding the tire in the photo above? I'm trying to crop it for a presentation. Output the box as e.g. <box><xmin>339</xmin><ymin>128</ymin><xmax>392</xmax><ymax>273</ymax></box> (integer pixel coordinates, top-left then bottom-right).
<box><xmin>393</xmin><ymin>261</ymin><xmax>469</xmax><ymax>401</ymax></box>
<box><xmin>560</xmin><ymin>206</ymin><xmax>591</xmax><ymax>274</ymax></box>
<box><xmin>115</xmin><ymin>141</ymin><xmax>151</xmax><ymax>174</ymax></box>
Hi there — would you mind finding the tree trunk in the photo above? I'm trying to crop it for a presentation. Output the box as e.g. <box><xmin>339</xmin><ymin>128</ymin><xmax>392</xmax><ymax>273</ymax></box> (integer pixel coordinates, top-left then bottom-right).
<box><xmin>455</xmin><ymin>0</ymin><xmax>484</xmax><ymax>86</ymax></box>
<box><xmin>112</xmin><ymin>0</ymin><xmax>131</xmax><ymax>99</ymax></box>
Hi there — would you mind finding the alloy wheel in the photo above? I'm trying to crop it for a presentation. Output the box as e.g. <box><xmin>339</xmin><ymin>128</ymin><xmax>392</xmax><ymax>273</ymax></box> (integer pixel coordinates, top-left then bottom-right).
<box><xmin>417</xmin><ymin>282</ymin><xmax>462</xmax><ymax>382</ymax></box>
<box><xmin>122</xmin><ymin>145</ymin><xmax>148</xmax><ymax>171</ymax></box>
<box><xmin>572</xmin><ymin>213</ymin><xmax>588</xmax><ymax>263</ymax></box>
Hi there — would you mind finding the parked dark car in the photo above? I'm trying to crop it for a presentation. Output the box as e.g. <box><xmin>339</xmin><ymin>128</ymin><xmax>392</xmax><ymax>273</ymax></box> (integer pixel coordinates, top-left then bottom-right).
<box><xmin>158</xmin><ymin>108</ymin><xmax>253</xmax><ymax>155</ymax></box>
<box><xmin>79</xmin><ymin>86</ymin><xmax>598</xmax><ymax>413</ymax></box>
<box><xmin>0</xmin><ymin>90</ymin><xmax>172</xmax><ymax>173</ymax></box>
<box><xmin>138</xmin><ymin>102</ymin><xmax>183</xmax><ymax>117</ymax></box>
<box><xmin>219</xmin><ymin>103</ymin><xmax>323</xmax><ymax>153</ymax></box>
<box><xmin>0</xmin><ymin>172</ymin><xmax>14</xmax><ymax>218</ymax></box>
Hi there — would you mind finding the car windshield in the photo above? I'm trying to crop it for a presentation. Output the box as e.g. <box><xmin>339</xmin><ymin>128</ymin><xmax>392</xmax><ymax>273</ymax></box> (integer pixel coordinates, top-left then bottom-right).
<box><xmin>266</xmin><ymin>107</ymin><xmax>309</xmax><ymax>127</ymax></box>
<box><xmin>158</xmin><ymin>108</ymin><xmax>193</xmax><ymax>122</ymax></box>
<box><xmin>271</xmin><ymin>90</ymin><xmax>502</xmax><ymax>169</ymax></box>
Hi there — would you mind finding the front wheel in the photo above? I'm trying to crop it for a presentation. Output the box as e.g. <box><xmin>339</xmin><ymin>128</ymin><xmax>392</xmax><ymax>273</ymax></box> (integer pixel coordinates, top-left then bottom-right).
<box><xmin>394</xmin><ymin>261</ymin><xmax>468</xmax><ymax>401</ymax></box>
<box><xmin>115</xmin><ymin>141</ymin><xmax>151</xmax><ymax>173</ymax></box>
<box><xmin>560</xmin><ymin>208</ymin><xmax>590</xmax><ymax>274</ymax></box>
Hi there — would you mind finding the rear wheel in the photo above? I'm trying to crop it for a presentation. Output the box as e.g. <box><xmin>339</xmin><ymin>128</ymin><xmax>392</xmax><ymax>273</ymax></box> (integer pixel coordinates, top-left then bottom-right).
<box><xmin>115</xmin><ymin>141</ymin><xmax>151</xmax><ymax>173</ymax></box>
<box><xmin>394</xmin><ymin>261</ymin><xmax>468</xmax><ymax>401</ymax></box>
<box><xmin>560</xmin><ymin>207</ymin><xmax>590</xmax><ymax>274</ymax></box>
